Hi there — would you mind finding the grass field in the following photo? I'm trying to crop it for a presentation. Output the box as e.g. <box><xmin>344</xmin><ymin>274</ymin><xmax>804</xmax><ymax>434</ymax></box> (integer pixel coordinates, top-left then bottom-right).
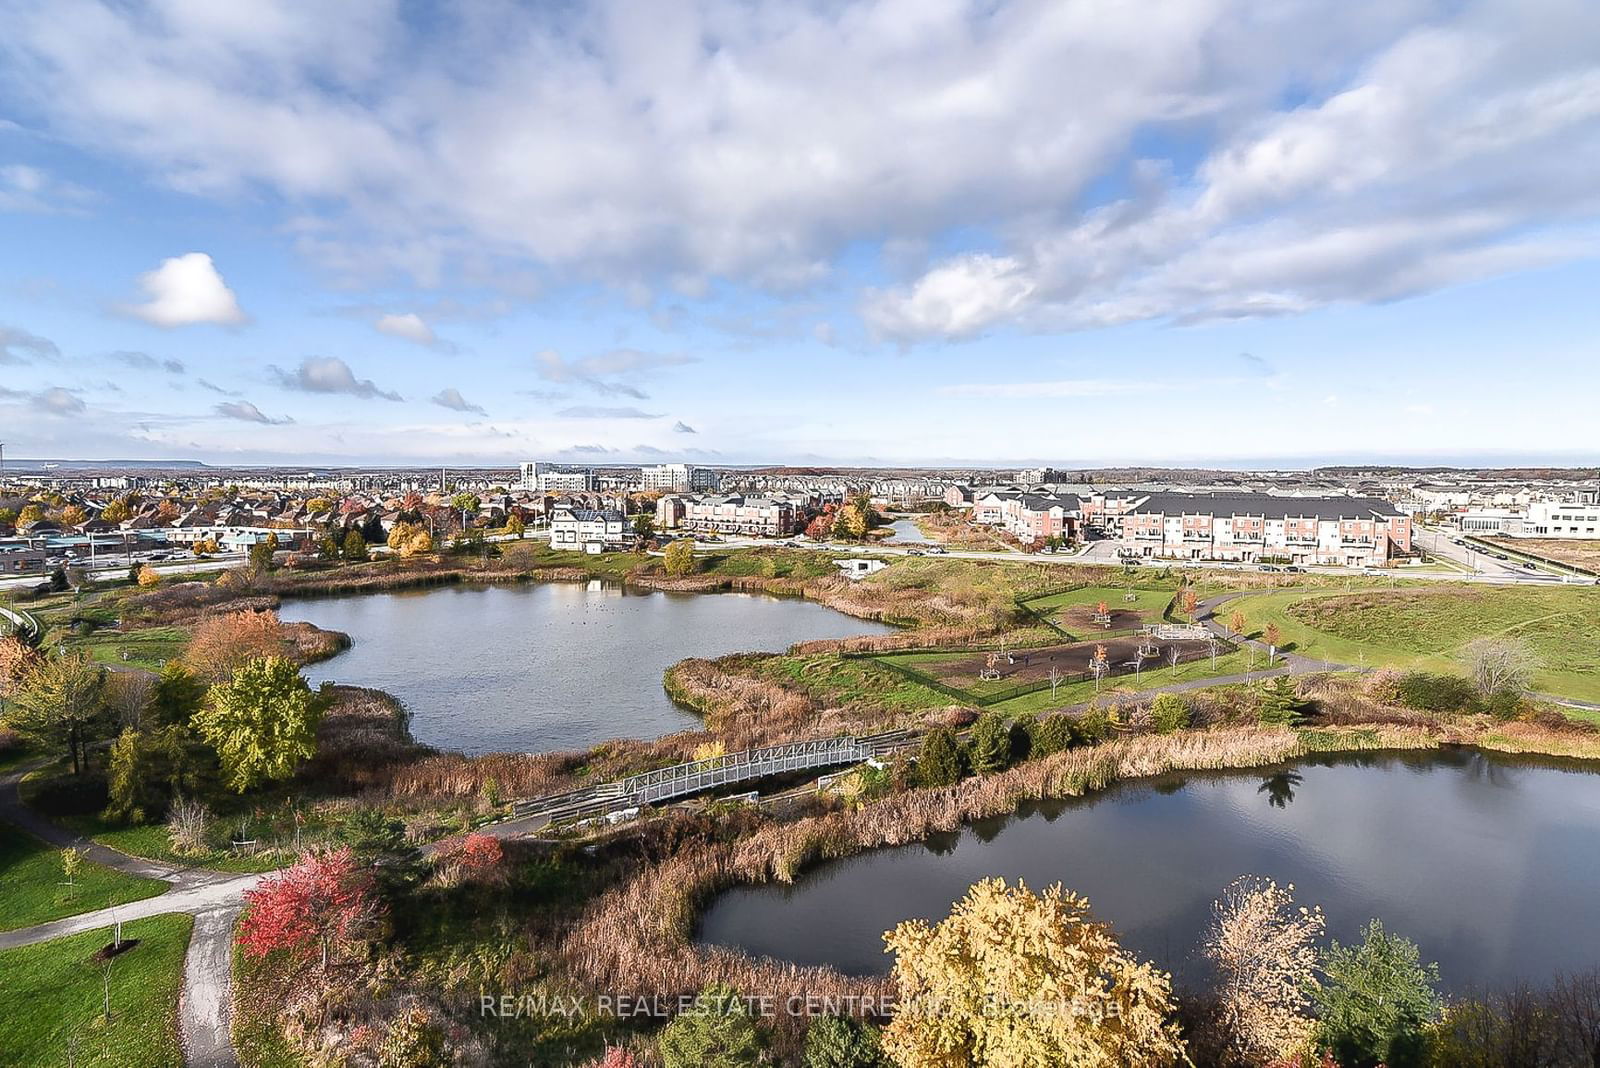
<box><xmin>0</xmin><ymin>823</ymin><xmax>167</xmax><ymax>932</ymax></box>
<box><xmin>1021</xmin><ymin>584</ymin><xmax>1174</xmax><ymax>635</ymax></box>
<box><xmin>62</xmin><ymin>624</ymin><xmax>191</xmax><ymax>671</ymax></box>
<box><xmin>982</xmin><ymin>647</ymin><xmax>1258</xmax><ymax>716</ymax></box>
<box><xmin>0</xmin><ymin>913</ymin><xmax>193</xmax><ymax>1067</ymax></box>
<box><xmin>756</xmin><ymin>653</ymin><xmax>952</xmax><ymax>715</ymax></box>
<box><xmin>1485</xmin><ymin>537</ymin><xmax>1600</xmax><ymax>574</ymax></box>
<box><xmin>1225</xmin><ymin>583</ymin><xmax>1600</xmax><ymax>701</ymax></box>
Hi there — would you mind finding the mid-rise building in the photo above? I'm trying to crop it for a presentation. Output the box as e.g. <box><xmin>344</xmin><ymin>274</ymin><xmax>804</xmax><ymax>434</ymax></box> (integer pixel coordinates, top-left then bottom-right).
<box><xmin>640</xmin><ymin>463</ymin><xmax>720</xmax><ymax>493</ymax></box>
<box><xmin>520</xmin><ymin>462</ymin><xmax>595</xmax><ymax>494</ymax></box>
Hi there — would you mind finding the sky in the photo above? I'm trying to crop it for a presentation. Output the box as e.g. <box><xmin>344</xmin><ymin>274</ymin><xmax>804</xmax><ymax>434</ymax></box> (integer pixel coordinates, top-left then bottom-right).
<box><xmin>1</xmin><ymin>0</ymin><xmax>1598</xmax><ymax>469</ymax></box>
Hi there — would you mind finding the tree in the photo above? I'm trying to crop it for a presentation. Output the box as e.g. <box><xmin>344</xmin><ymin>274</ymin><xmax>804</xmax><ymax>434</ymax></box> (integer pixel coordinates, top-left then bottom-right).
<box><xmin>632</xmin><ymin>512</ymin><xmax>656</xmax><ymax>545</ymax></box>
<box><xmin>59</xmin><ymin>503</ymin><xmax>87</xmax><ymax>526</ymax></box>
<box><xmin>135</xmin><ymin>563</ymin><xmax>161</xmax><ymax>588</ymax></box>
<box><xmin>17</xmin><ymin>503</ymin><xmax>45</xmax><ymax>527</ymax></box>
<box><xmin>99</xmin><ymin>499</ymin><xmax>130</xmax><ymax>524</ymax></box>
<box><xmin>317</xmin><ymin>533</ymin><xmax>340</xmax><ymax>561</ymax></box>
<box><xmin>1149</xmin><ymin>693</ymin><xmax>1189</xmax><ymax>733</ymax></box>
<box><xmin>805</xmin><ymin>508</ymin><xmax>836</xmax><ymax>540</ymax></box>
<box><xmin>658</xmin><ymin>983</ymin><xmax>763</xmax><ymax>1068</ymax></box>
<box><xmin>238</xmin><ymin>846</ymin><xmax>381</xmax><ymax>970</ymax></box>
<box><xmin>804</xmin><ymin>1015</ymin><xmax>886</xmax><ymax>1068</ymax></box>
<box><xmin>504</xmin><ymin>513</ymin><xmax>525</xmax><ymax>538</ymax></box>
<box><xmin>965</xmin><ymin>711</ymin><xmax>1013</xmax><ymax>775</ymax></box>
<box><xmin>183</xmin><ymin>610</ymin><xmax>289</xmax><ymax>682</ymax></box>
<box><xmin>248</xmin><ymin>533</ymin><xmax>280</xmax><ymax>571</ymax></box>
<box><xmin>387</xmin><ymin>521</ymin><xmax>434</xmax><ymax>558</ymax></box>
<box><xmin>342</xmin><ymin>529</ymin><xmax>368</xmax><ymax>562</ymax></box>
<box><xmin>361</xmin><ymin>512</ymin><xmax>387</xmax><ymax>545</ymax></box>
<box><xmin>103</xmin><ymin>728</ymin><xmax>162</xmax><ymax>824</ymax></box>
<box><xmin>1027</xmin><ymin>713</ymin><xmax>1075</xmax><ymax>756</ymax></box>
<box><xmin>882</xmin><ymin>878</ymin><xmax>1185</xmax><ymax>1068</ymax></box>
<box><xmin>1463</xmin><ymin>637</ymin><xmax>1537</xmax><ymax>712</ymax></box>
<box><xmin>4</xmin><ymin>651</ymin><xmax>108</xmax><ymax>774</ymax></box>
<box><xmin>149</xmin><ymin>662</ymin><xmax>207</xmax><ymax>729</ymax></box>
<box><xmin>1312</xmin><ymin>919</ymin><xmax>1441</xmax><ymax>1068</ymax></box>
<box><xmin>836</xmin><ymin>495</ymin><xmax>873</xmax><ymax>540</ymax></box>
<box><xmin>663</xmin><ymin>538</ymin><xmax>697</xmax><ymax>577</ymax></box>
<box><xmin>1179</xmin><ymin>589</ymin><xmax>1200</xmax><ymax>618</ymax></box>
<box><xmin>1258</xmin><ymin>677</ymin><xmax>1306</xmax><ymax>727</ymax></box>
<box><xmin>1228</xmin><ymin>610</ymin><xmax>1248</xmax><ymax>637</ymax></box>
<box><xmin>916</xmin><ymin>727</ymin><xmax>963</xmax><ymax>787</ymax></box>
<box><xmin>196</xmin><ymin>656</ymin><xmax>325</xmax><ymax>792</ymax></box>
<box><xmin>1205</xmin><ymin>876</ymin><xmax>1325</xmax><ymax>1065</ymax></box>
<box><xmin>451</xmin><ymin>491</ymin><xmax>480</xmax><ymax>521</ymax></box>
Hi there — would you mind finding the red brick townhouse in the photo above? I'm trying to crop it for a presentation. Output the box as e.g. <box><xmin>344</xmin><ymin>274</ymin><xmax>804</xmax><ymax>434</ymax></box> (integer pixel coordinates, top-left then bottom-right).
<box><xmin>1117</xmin><ymin>492</ymin><xmax>1412</xmax><ymax>566</ymax></box>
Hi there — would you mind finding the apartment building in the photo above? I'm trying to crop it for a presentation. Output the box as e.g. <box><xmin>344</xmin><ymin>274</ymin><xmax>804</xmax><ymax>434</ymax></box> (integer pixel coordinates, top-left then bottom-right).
<box><xmin>519</xmin><ymin>462</ymin><xmax>595</xmax><ymax>493</ymax></box>
<box><xmin>654</xmin><ymin>493</ymin><xmax>798</xmax><ymax>537</ymax></box>
<box><xmin>1118</xmin><ymin>493</ymin><xmax>1411</xmax><ymax>566</ymax></box>
<box><xmin>1460</xmin><ymin>499</ymin><xmax>1600</xmax><ymax>538</ymax></box>
<box><xmin>639</xmin><ymin>463</ymin><xmax>720</xmax><ymax>493</ymax></box>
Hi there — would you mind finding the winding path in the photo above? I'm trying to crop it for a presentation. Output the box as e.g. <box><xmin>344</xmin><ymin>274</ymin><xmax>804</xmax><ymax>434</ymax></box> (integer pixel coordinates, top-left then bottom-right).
<box><xmin>0</xmin><ymin>761</ymin><xmax>255</xmax><ymax>1066</ymax></box>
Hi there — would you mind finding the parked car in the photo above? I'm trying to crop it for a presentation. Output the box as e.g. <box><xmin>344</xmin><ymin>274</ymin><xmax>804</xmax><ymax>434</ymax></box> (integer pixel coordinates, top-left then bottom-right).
<box><xmin>1258</xmin><ymin>564</ymin><xmax>1282</xmax><ymax>572</ymax></box>
<box><xmin>905</xmin><ymin>547</ymin><xmax>925</xmax><ymax>555</ymax></box>
<box><xmin>1284</xmin><ymin>565</ymin><xmax>1306</xmax><ymax>573</ymax></box>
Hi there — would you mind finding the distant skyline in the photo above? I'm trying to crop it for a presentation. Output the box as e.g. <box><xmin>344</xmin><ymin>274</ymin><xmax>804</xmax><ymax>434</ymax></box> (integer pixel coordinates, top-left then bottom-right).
<box><xmin>2</xmin><ymin>1</ymin><xmax>1599</xmax><ymax>467</ymax></box>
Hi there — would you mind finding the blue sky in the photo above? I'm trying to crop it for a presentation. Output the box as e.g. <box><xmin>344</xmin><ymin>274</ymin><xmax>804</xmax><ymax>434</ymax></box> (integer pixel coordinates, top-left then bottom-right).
<box><xmin>1</xmin><ymin>0</ymin><xmax>1598</xmax><ymax>468</ymax></box>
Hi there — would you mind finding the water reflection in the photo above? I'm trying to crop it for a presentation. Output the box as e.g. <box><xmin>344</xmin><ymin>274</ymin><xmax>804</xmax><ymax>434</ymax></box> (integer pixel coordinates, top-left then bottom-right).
<box><xmin>279</xmin><ymin>582</ymin><xmax>892</xmax><ymax>754</ymax></box>
<box><xmin>1258</xmin><ymin>770</ymin><xmax>1302</xmax><ymax>808</ymax></box>
<box><xmin>697</xmin><ymin>751</ymin><xmax>1600</xmax><ymax>992</ymax></box>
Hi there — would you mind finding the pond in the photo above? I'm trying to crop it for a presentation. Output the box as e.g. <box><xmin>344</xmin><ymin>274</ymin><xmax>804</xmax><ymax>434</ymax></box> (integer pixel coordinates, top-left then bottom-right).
<box><xmin>279</xmin><ymin>581</ymin><xmax>892</xmax><ymax>754</ymax></box>
<box><xmin>885</xmin><ymin>518</ymin><xmax>929</xmax><ymax>543</ymax></box>
<box><xmin>696</xmin><ymin>749</ymin><xmax>1600</xmax><ymax>992</ymax></box>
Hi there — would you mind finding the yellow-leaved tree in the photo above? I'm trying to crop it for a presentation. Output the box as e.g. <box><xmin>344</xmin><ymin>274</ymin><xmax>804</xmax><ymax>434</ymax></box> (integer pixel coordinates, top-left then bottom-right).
<box><xmin>882</xmin><ymin>878</ymin><xmax>1185</xmax><ymax>1068</ymax></box>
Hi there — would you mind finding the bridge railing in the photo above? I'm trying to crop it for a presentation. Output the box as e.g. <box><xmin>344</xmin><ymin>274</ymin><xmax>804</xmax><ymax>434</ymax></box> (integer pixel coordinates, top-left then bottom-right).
<box><xmin>0</xmin><ymin>605</ymin><xmax>41</xmax><ymax>645</ymax></box>
<box><xmin>622</xmin><ymin>736</ymin><xmax>870</xmax><ymax>805</ymax></box>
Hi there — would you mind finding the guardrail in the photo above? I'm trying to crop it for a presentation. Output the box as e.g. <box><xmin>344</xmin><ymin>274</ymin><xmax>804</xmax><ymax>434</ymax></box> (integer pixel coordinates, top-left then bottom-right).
<box><xmin>0</xmin><ymin>604</ymin><xmax>42</xmax><ymax>645</ymax></box>
<box><xmin>509</xmin><ymin>729</ymin><xmax>920</xmax><ymax>825</ymax></box>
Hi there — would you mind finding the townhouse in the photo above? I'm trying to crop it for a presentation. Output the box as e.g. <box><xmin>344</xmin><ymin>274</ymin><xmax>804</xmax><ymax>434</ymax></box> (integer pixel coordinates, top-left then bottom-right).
<box><xmin>1117</xmin><ymin>493</ymin><xmax>1412</xmax><ymax>566</ymax></box>
<box><xmin>549</xmin><ymin>507</ymin><xmax>627</xmax><ymax>552</ymax></box>
<box><xmin>971</xmin><ymin>488</ymin><xmax>1080</xmax><ymax>544</ymax></box>
<box><xmin>654</xmin><ymin>493</ymin><xmax>799</xmax><ymax>538</ymax></box>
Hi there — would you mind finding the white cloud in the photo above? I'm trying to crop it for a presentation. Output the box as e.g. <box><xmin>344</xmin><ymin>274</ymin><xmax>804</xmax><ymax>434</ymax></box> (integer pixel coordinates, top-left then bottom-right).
<box><xmin>214</xmin><ymin>400</ymin><xmax>292</xmax><ymax>425</ymax></box>
<box><xmin>375</xmin><ymin>312</ymin><xmax>439</xmax><ymax>347</ymax></box>
<box><xmin>0</xmin><ymin>324</ymin><xmax>59</xmax><ymax>364</ymax></box>
<box><xmin>270</xmin><ymin>356</ymin><xmax>401</xmax><ymax>400</ymax></box>
<box><xmin>431</xmin><ymin>387</ymin><xmax>485</xmax><ymax>415</ymax></box>
<box><xmin>124</xmin><ymin>252</ymin><xmax>247</xmax><ymax>327</ymax></box>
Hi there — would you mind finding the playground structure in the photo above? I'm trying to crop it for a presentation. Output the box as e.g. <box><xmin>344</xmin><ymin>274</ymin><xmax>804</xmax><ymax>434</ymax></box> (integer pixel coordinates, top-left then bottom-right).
<box><xmin>1143</xmin><ymin>622</ymin><xmax>1210</xmax><ymax>641</ymax></box>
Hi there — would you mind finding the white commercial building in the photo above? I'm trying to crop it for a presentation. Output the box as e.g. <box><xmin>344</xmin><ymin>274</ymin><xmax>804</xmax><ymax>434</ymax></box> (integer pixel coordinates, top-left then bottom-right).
<box><xmin>640</xmin><ymin>463</ymin><xmax>720</xmax><ymax>493</ymax></box>
<box><xmin>549</xmin><ymin>507</ymin><xmax>627</xmax><ymax>552</ymax></box>
<box><xmin>520</xmin><ymin>462</ymin><xmax>595</xmax><ymax>493</ymax></box>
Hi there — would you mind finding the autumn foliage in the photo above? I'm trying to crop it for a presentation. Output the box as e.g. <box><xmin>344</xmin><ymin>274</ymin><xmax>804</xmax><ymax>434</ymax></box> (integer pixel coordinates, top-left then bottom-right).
<box><xmin>238</xmin><ymin>846</ymin><xmax>381</xmax><ymax>968</ymax></box>
<box><xmin>184</xmin><ymin>610</ymin><xmax>289</xmax><ymax>682</ymax></box>
<box><xmin>432</xmin><ymin>832</ymin><xmax>507</xmax><ymax>886</ymax></box>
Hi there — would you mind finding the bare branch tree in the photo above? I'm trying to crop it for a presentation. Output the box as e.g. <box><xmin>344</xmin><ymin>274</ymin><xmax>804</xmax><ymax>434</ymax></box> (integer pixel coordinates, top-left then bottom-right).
<box><xmin>1463</xmin><ymin>637</ymin><xmax>1539</xmax><ymax>701</ymax></box>
<box><xmin>1204</xmin><ymin>876</ymin><xmax>1325</xmax><ymax>1065</ymax></box>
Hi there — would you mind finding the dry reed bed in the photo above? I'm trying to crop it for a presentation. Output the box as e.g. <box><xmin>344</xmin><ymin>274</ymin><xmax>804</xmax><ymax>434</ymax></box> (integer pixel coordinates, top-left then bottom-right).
<box><xmin>558</xmin><ymin>725</ymin><xmax>1441</xmax><ymax>1019</ymax></box>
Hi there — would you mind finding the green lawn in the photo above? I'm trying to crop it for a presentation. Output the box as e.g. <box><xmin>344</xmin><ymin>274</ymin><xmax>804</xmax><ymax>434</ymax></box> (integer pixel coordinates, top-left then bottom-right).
<box><xmin>1021</xmin><ymin>585</ymin><xmax>1175</xmax><ymax>635</ymax></box>
<box><xmin>0</xmin><ymin>823</ymin><xmax>168</xmax><ymax>932</ymax></box>
<box><xmin>1224</xmin><ymin>584</ymin><xmax>1600</xmax><ymax>701</ymax></box>
<box><xmin>63</xmin><ymin>624</ymin><xmax>191</xmax><ymax>671</ymax></box>
<box><xmin>983</xmin><ymin>647</ymin><xmax>1259</xmax><ymax>716</ymax></box>
<box><xmin>0</xmin><ymin>913</ymin><xmax>193</xmax><ymax>1068</ymax></box>
<box><xmin>758</xmin><ymin>653</ymin><xmax>952</xmax><ymax>715</ymax></box>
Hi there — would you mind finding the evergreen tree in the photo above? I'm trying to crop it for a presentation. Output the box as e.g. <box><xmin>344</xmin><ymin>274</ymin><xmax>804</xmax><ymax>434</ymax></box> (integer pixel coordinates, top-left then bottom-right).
<box><xmin>803</xmin><ymin>1015</ymin><xmax>886</xmax><ymax>1068</ymax></box>
<box><xmin>1149</xmin><ymin>693</ymin><xmax>1190</xmax><ymax>733</ymax></box>
<box><xmin>965</xmin><ymin>711</ymin><xmax>1014</xmax><ymax>775</ymax></box>
<box><xmin>1313</xmin><ymin>920</ymin><xmax>1441</xmax><ymax>1068</ymax></box>
<box><xmin>658</xmin><ymin>984</ymin><xmax>763</xmax><ymax>1068</ymax></box>
<box><xmin>1258</xmin><ymin>676</ymin><xmax>1306</xmax><ymax>726</ymax></box>
<box><xmin>916</xmin><ymin>727</ymin><xmax>964</xmax><ymax>787</ymax></box>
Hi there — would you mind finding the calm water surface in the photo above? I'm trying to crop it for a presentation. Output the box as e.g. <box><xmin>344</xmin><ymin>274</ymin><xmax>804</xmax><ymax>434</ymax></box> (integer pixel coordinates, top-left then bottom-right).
<box><xmin>886</xmin><ymin>518</ymin><xmax>930</xmax><ymax>543</ymax></box>
<box><xmin>697</xmin><ymin>750</ymin><xmax>1600</xmax><ymax>991</ymax></box>
<box><xmin>279</xmin><ymin>582</ymin><xmax>891</xmax><ymax>754</ymax></box>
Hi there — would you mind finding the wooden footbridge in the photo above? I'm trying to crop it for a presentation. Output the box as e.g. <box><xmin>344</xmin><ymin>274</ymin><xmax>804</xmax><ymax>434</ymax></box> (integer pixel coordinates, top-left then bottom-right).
<box><xmin>510</xmin><ymin>729</ymin><xmax>919</xmax><ymax>827</ymax></box>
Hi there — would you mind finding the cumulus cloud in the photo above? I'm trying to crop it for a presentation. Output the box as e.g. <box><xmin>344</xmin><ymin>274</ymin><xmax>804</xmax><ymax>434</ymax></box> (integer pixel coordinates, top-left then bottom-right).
<box><xmin>214</xmin><ymin>400</ymin><xmax>292</xmax><ymax>424</ymax></box>
<box><xmin>109</xmin><ymin>349</ymin><xmax>185</xmax><ymax>374</ymax></box>
<box><xmin>271</xmin><ymin>356</ymin><xmax>402</xmax><ymax>400</ymax></box>
<box><xmin>3</xmin><ymin>0</ymin><xmax>1596</xmax><ymax>341</ymax></box>
<box><xmin>555</xmin><ymin>405</ymin><xmax>660</xmax><ymax>420</ymax></box>
<box><xmin>673</xmin><ymin>421</ymin><xmax>697</xmax><ymax>434</ymax></box>
<box><xmin>375</xmin><ymin>311</ymin><xmax>454</xmax><ymax>351</ymax></box>
<box><xmin>431</xmin><ymin>387</ymin><xmax>485</xmax><ymax>415</ymax></box>
<box><xmin>0</xmin><ymin>324</ymin><xmax>59</xmax><ymax>364</ymax></box>
<box><xmin>124</xmin><ymin>252</ymin><xmax>247</xmax><ymax>327</ymax></box>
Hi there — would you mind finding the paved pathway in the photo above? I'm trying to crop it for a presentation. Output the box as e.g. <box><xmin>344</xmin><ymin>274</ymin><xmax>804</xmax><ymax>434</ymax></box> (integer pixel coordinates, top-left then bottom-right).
<box><xmin>0</xmin><ymin>760</ymin><xmax>259</xmax><ymax>1066</ymax></box>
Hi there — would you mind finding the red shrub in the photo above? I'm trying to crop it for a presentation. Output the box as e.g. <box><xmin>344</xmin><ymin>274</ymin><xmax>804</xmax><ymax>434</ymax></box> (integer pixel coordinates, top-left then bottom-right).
<box><xmin>238</xmin><ymin>846</ymin><xmax>381</xmax><ymax>968</ymax></box>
